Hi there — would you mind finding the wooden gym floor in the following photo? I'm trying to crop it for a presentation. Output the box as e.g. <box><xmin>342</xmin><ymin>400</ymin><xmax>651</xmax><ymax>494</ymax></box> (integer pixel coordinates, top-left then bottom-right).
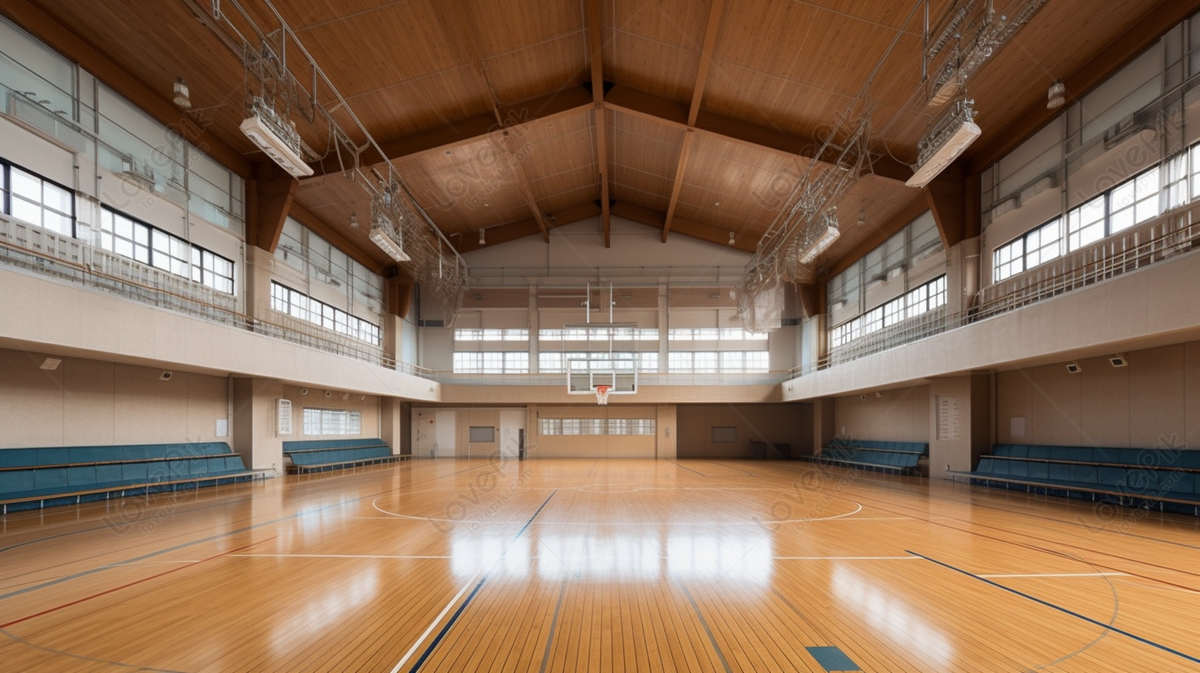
<box><xmin>2</xmin><ymin>458</ymin><xmax>1199</xmax><ymax>672</ymax></box>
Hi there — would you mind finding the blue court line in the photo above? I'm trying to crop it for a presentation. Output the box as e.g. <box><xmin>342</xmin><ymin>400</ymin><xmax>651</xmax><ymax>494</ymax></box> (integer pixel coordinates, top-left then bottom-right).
<box><xmin>667</xmin><ymin>460</ymin><xmax>709</xmax><ymax>477</ymax></box>
<box><xmin>678</xmin><ymin>583</ymin><xmax>733</xmax><ymax>673</ymax></box>
<box><xmin>537</xmin><ymin>583</ymin><xmax>567</xmax><ymax>673</ymax></box>
<box><xmin>409</xmin><ymin>490</ymin><xmax>557</xmax><ymax>673</ymax></box>
<box><xmin>907</xmin><ymin>550</ymin><xmax>1200</xmax><ymax>666</ymax></box>
<box><xmin>0</xmin><ymin>462</ymin><xmax>496</xmax><ymax>602</ymax></box>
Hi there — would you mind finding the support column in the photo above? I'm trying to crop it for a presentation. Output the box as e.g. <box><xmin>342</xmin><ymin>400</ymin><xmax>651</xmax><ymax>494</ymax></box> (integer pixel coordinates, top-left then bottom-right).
<box><xmin>811</xmin><ymin>397</ymin><xmax>835</xmax><ymax>455</ymax></box>
<box><xmin>526</xmin><ymin>404</ymin><xmax>539</xmax><ymax>458</ymax></box>
<box><xmin>928</xmin><ymin>372</ymin><xmax>992</xmax><ymax>479</ymax></box>
<box><xmin>656</xmin><ymin>404</ymin><xmax>677</xmax><ymax>459</ymax></box>
<box><xmin>244</xmin><ymin>246</ymin><xmax>277</xmax><ymax>322</ymax></box>
<box><xmin>380</xmin><ymin>397</ymin><xmax>409</xmax><ymax>455</ymax></box>
<box><xmin>945</xmin><ymin>236</ymin><xmax>982</xmax><ymax>325</ymax></box>
<box><xmin>231</xmin><ymin>377</ymin><xmax>284</xmax><ymax>475</ymax></box>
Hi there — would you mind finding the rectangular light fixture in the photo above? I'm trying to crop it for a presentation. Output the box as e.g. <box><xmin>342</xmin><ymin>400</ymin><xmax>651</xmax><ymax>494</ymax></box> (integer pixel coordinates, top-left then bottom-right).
<box><xmin>369</xmin><ymin>212</ymin><xmax>410</xmax><ymax>262</ymax></box>
<box><xmin>907</xmin><ymin>100</ymin><xmax>980</xmax><ymax>189</ymax></box>
<box><xmin>239</xmin><ymin>103</ymin><xmax>313</xmax><ymax>178</ymax></box>
<box><xmin>798</xmin><ymin>223</ymin><xmax>840</xmax><ymax>265</ymax></box>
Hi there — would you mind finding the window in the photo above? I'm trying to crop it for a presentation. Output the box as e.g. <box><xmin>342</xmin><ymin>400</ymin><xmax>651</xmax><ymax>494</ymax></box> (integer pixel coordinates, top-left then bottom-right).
<box><xmin>668</xmin><ymin>351</ymin><xmax>768</xmax><ymax>373</ymax></box>
<box><xmin>992</xmin><ymin>218</ymin><xmax>1063</xmax><ymax>283</ymax></box>
<box><xmin>2</xmin><ymin>162</ymin><xmax>74</xmax><ymax>237</ymax></box>
<box><xmin>98</xmin><ymin>206</ymin><xmax>235</xmax><ymax>294</ymax></box>
<box><xmin>452</xmin><ymin>351</ymin><xmax>529</xmax><ymax>374</ymax></box>
<box><xmin>302</xmin><ymin>408</ymin><xmax>362</xmax><ymax>436</ymax></box>
<box><xmin>271</xmin><ymin>282</ymin><xmax>381</xmax><ymax>345</ymax></box>
<box><xmin>1067</xmin><ymin>194</ymin><xmax>1105</xmax><ymax>250</ymax></box>
<box><xmin>1108</xmin><ymin>166</ymin><xmax>1160</xmax><ymax>233</ymax></box>
<box><xmin>539</xmin><ymin>417</ymin><xmax>655</xmax><ymax>436</ymax></box>
<box><xmin>830</xmin><ymin>276</ymin><xmax>946</xmax><ymax>348</ymax></box>
<box><xmin>455</xmin><ymin>328</ymin><xmax>529</xmax><ymax>341</ymax></box>
<box><xmin>668</xmin><ymin>328</ymin><xmax>767</xmax><ymax>342</ymax></box>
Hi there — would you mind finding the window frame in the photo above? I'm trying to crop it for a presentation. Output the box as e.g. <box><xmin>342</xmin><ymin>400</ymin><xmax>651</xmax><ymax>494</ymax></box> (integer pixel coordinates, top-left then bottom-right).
<box><xmin>1</xmin><ymin>160</ymin><xmax>76</xmax><ymax>238</ymax></box>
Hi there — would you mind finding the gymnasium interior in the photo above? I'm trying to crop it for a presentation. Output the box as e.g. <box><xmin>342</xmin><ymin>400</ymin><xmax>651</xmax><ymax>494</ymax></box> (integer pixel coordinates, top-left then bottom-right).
<box><xmin>2</xmin><ymin>0</ymin><xmax>1200</xmax><ymax>670</ymax></box>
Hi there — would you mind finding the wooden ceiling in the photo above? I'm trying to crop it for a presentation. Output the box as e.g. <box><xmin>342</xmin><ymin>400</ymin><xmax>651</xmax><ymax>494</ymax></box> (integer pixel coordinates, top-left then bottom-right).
<box><xmin>4</xmin><ymin>0</ymin><xmax>1191</xmax><ymax>276</ymax></box>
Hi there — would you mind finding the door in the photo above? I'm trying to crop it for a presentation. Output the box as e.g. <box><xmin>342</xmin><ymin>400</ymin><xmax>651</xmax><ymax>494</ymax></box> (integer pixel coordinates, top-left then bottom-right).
<box><xmin>499</xmin><ymin>409</ymin><xmax>524</xmax><ymax>460</ymax></box>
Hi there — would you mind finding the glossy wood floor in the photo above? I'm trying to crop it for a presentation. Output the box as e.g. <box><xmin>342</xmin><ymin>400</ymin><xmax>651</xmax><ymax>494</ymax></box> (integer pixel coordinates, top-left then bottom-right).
<box><xmin>2</xmin><ymin>458</ymin><xmax>1200</xmax><ymax>672</ymax></box>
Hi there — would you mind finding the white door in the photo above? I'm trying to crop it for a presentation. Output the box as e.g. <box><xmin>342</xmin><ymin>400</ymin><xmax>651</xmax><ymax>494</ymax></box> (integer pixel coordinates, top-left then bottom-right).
<box><xmin>499</xmin><ymin>410</ymin><xmax>524</xmax><ymax>460</ymax></box>
<box><xmin>435</xmin><ymin>410</ymin><xmax>457</xmax><ymax>458</ymax></box>
<box><xmin>413</xmin><ymin>409</ymin><xmax>437</xmax><ymax>458</ymax></box>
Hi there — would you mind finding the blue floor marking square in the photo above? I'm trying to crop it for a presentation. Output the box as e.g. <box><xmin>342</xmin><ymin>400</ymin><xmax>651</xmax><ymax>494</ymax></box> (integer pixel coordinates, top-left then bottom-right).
<box><xmin>806</xmin><ymin>646</ymin><xmax>861</xmax><ymax>672</ymax></box>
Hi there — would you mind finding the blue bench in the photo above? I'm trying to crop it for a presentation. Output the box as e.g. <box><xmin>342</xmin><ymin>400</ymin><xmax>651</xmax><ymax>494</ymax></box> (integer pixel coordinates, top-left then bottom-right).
<box><xmin>282</xmin><ymin>438</ymin><xmax>403</xmax><ymax>474</ymax></box>
<box><xmin>0</xmin><ymin>442</ymin><xmax>268</xmax><ymax>514</ymax></box>
<box><xmin>810</xmin><ymin>440</ymin><xmax>928</xmax><ymax>474</ymax></box>
<box><xmin>950</xmin><ymin>444</ymin><xmax>1200</xmax><ymax>516</ymax></box>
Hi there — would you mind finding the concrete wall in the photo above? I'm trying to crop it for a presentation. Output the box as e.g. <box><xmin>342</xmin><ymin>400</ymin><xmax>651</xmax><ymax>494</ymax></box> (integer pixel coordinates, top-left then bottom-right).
<box><xmin>832</xmin><ymin>386</ymin><xmax>931</xmax><ymax>444</ymax></box>
<box><xmin>996</xmin><ymin>342</ymin><xmax>1200</xmax><ymax>449</ymax></box>
<box><xmin>676</xmin><ymin>403</ymin><xmax>811</xmax><ymax>459</ymax></box>
<box><xmin>0</xmin><ymin>347</ymin><xmax>228</xmax><ymax>449</ymax></box>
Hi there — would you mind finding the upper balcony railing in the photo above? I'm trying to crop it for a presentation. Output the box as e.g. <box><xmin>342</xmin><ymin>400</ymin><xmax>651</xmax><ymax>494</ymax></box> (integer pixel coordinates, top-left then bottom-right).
<box><xmin>796</xmin><ymin>201</ymin><xmax>1200</xmax><ymax>376</ymax></box>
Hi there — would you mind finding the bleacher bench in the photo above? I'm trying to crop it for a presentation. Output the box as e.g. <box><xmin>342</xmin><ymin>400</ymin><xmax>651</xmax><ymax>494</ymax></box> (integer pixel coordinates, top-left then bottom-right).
<box><xmin>949</xmin><ymin>444</ymin><xmax>1200</xmax><ymax>516</ymax></box>
<box><xmin>282</xmin><ymin>438</ymin><xmax>405</xmax><ymax>474</ymax></box>
<box><xmin>808</xmin><ymin>440</ymin><xmax>928</xmax><ymax>474</ymax></box>
<box><xmin>0</xmin><ymin>442</ymin><xmax>269</xmax><ymax>514</ymax></box>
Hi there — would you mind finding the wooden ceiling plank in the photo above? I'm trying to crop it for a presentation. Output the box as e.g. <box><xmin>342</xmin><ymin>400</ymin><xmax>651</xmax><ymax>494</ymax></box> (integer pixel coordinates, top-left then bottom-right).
<box><xmin>612</xmin><ymin>200</ymin><xmax>755</xmax><ymax>252</ymax></box>
<box><xmin>455</xmin><ymin>201</ymin><xmax>601</xmax><ymax>253</ymax></box>
<box><xmin>607</xmin><ymin>85</ymin><xmax>910</xmax><ymax>182</ymax></box>
<box><xmin>430</xmin><ymin>0</ymin><xmax>551</xmax><ymax>240</ymax></box>
<box><xmin>586</xmin><ymin>0</ymin><xmax>612</xmax><ymax>248</ymax></box>
<box><xmin>966</xmin><ymin>0</ymin><xmax>1200</xmax><ymax>174</ymax></box>
<box><xmin>0</xmin><ymin>0</ymin><xmax>250</xmax><ymax>178</ymax></box>
<box><xmin>663</xmin><ymin>0</ymin><xmax>726</xmax><ymax>244</ymax></box>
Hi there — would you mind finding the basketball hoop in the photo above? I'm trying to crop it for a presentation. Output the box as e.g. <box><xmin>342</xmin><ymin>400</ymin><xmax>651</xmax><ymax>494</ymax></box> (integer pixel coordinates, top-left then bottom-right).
<box><xmin>595</xmin><ymin>385</ymin><xmax>611</xmax><ymax>406</ymax></box>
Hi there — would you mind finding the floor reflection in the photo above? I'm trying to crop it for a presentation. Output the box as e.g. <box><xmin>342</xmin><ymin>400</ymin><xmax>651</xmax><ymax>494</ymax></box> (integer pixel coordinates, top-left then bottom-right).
<box><xmin>449</xmin><ymin>526</ymin><xmax>772</xmax><ymax>584</ymax></box>
<box><xmin>832</xmin><ymin>565</ymin><xmax>954</xmax><ymax>668</ymax></box>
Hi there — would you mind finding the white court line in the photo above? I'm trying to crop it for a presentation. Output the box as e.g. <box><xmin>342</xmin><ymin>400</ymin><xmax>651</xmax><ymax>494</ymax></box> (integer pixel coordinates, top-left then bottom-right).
<box><xmin>387</xmin><ymin>570</ymin><xmax>484</xmax><ymax>673</ymax></box>
<box><xmin>231</xmin><ymin>553</ymin><xmax>451</xmax><ymax>559</ymax></box>
<box><xmin>979</xmin><ymin>572</ymin><xmax>1129</xmax><ymax>578</ymax></box>
<box><xmin>773</xmin><ymin>556</ymin><xmax>921</xmax><ymax>560</ymax></box>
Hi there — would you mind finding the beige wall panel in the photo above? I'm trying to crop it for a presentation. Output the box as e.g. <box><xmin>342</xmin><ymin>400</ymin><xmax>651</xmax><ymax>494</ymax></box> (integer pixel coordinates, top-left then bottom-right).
<box><xmin>832</xmin><ymin>386</ymin><xmax>930</xmax><ymax>443</ymax></box>
<box><xmin>0</xmin><ymin>349</ymin><xmax>66</xmax><ymax>447</ymax></box>
<box><xmin>1078</xmin><ymin>356</ymin><xmax>1130</xmax><ymax>447</ymax></box>
<box><xmin>1027</xmin><ymin>365</ymin><xmax>1083</xmax><ymax>446</ymax></box>
<box><xmin>677</xmin><ymin>404</ymin><xmax>807</xmax><ymax>459</ymax></box>
<box><xmin>61</xmin><ymin>358</ymin><xmax>117</xmax><ymax>446</ymax></box>
<box><xmin>1186</xmin><ymin>342</ymin><xmax>1200</xmax><ymax>446</ymax></box>
<box><xmin>1129</xmin><ymin>345</ymin><xmax>1186</xmax><ymax>448</ymax></box>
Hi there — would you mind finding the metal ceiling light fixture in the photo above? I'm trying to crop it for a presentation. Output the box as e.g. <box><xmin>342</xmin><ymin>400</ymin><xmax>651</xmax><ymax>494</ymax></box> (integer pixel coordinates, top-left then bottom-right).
<box><xmin>908</xmin><ymin>99</ymin><xmax>981</xmax><ymax>188</ymax></box>
<box><xmin>728</xmin><ymin>231</ymin><xmax>735</xmax><ymax>245</ymax></box>
<box><xmin>857</xmin><ymin>209</ymin><xmax>867</xmax><ymax>226</ymax></box>
<box><xmin>349</xmin><ymin>212</ymin><xmax>359</xmax><ymax>228</ymax></box>
<box><xmin>172</xmin><ymin>77</ymin><xmax>191</xmax><ymax>108</ymax></box>
<box><xmin>369</xmin><ymin>185</ymin><xmax>410</xmax><ymax>262</ymax></box>
<box><xmin>1046</xmin><ymin>79</ymin><xmax>1066</xmax><ymax>109</ymax></box>
<box><xmin>798</xmin><ymin>208</ymin><xmax>841</xmax><ymax>265</ymax></box>
<box><xmin>240</xmin><ymin>98</ymin><xmax>313</xmax><ymax>178</ymax></box>
<box><xmin>479</xmin><ymin>228</ymin><xmax>486</xmax><ymax>246</ymax></box>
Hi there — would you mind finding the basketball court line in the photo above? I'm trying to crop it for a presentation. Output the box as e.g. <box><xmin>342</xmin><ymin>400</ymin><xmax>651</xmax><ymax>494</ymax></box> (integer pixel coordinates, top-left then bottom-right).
<box><xmin>908</xmin><ymin>550</ymin><xmax>1200</xmax><ymax>665</ymax></box>
<box><xmin>678</xmin><ymin>582</ymin><xmax>734</xmax><ymax>673</ymax></box>
<box><xmin>536</xmin><ymin>583</ymin><xmax>567</xmax><ymax>673</ymax></box>
<box><xmin>397</xmin><ymin>490</ymin><xmax>558</xmax><ymax>673</ymax></box>
<box><xmin>979</xmin><ymin>572</ymin><xmax>1129</xmax><ymax>578</ymax></box>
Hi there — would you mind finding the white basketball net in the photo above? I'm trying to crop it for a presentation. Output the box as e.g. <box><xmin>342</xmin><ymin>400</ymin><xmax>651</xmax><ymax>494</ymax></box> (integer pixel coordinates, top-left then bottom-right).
<box><xmin>595</xmin><ymin>385</ymin><xmax>611</xmax><ymax>406</ymax></box>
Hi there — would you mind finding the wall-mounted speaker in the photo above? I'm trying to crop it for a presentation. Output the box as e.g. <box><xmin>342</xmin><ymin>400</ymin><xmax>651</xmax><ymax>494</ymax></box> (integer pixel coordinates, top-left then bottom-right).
<box><xmin>300</xmin><ymin>388</ymin><xmax>308</xmax><ymax>395</ymax></box>
<box><xmin>1066</xmin><ymin>362</ymin><xmax>1082</xmax><ymax>374</ymax></box>
<box><xmin>1109</xmin><ymin>355</ymin><xmax>1128</xmax><ymax>367</ymax></box>
<box><xmin>159</xmin><ymin>371</ymin><xmax>173</xmax><ymax>381</ymax></box>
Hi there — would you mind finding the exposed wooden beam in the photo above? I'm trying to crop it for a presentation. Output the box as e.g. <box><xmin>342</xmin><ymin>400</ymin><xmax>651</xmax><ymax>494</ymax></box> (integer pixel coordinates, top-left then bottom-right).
<box><xmin>310</xmin><ymin>89</ymin><xmax>592</xmax><ymax>177</ymax></box>
<box><xmin>606</xmin><ymin>85</ymin><xmax>912</xmax><ymax>182</ymax></box>
<box><xmin>821</xmin><ymin>194</ymin><xmax>929</xmax><ymax>281</ymax></box>
<box><xmin>661</xmin><ymin>131</ymin><xmax>696</xmax><ymax>243</ymax></box>
<box><xmin>925</xmin><ymin>167</ymin><xmax>966</xmax><ymax>250</ymax></box>
<box><xmin>429</xmin><ymin>0</ymin><xmax>551</xmax><ymax>241</ymax></box>
<box><xmin>386</xmin><ymin>271</ymin><xmax>414</xmax><ymax>319</ymax></box>
<box><xmin>0</xmin><ymin>0</ymin><xmax>251</xmax><ymax>178</ymax></box>
<box><xmin>453</xmin><ymin>202</ymin><xmax>601</xmax><ymax>254</ymax></box>
<box><xmin>246</xmin><ymin>163</ymin><xmax>296</xmax><ymax>253</ymax></box>
<box><xmin>797</xmin><ymin>284</ymin><xmax>820</xmax><ymax>320</ymax></box>
<box><xmin>611</xmin><ymin>201</ymin><xmax>757</xmax><ymax>253</ymax></box>
<box><xmin>662</xmin><ymin>0</ymin><xmax>726</xmax><ymax>245</ymax></box>
<box><xmin>966</xmin><ymin>0</ymin><xmax>1200</xmax><ymax>174</ymax></box>
<box><xmin>688</xmin><ymin>0</ymin><xmax>726</xmax><ymax>127</ymax></box>
<box><xmin>288</xmin><ymin>202</ymin><xmax>392</xmax><ymax>274</ymax></box>
<box><xmin>585</xmin><ymin>0</ymin><xmax>612</xmax><ymax>248</ymax></box>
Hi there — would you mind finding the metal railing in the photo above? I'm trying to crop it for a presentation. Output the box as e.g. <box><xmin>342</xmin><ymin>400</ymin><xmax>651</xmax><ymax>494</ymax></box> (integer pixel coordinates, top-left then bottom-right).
<box><xmin>796</xmin><ymin>202</ymin><xmax>1200</xmax><ymax>376</ymax></box>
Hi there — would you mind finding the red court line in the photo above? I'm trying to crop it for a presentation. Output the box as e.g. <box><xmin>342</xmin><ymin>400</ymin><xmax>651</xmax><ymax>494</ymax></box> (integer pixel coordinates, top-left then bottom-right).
<box><xmin>0</xmin><ymin>536</ymin><xmax>277</xmax><ymax>629</ymax></box>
